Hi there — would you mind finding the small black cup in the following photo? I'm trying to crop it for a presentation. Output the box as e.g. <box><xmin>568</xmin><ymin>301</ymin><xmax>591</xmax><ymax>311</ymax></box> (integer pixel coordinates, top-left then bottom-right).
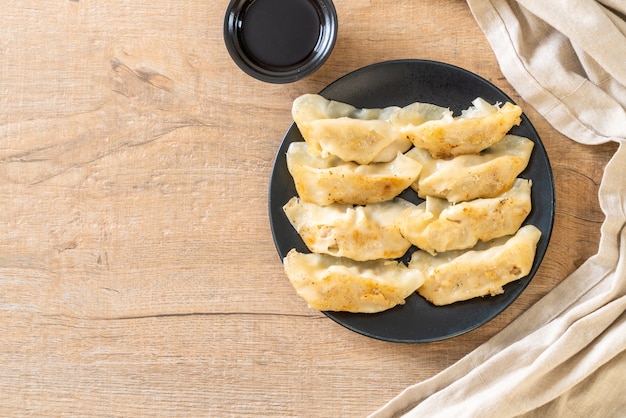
<box><xmin>224</xmin><ymin>0</ymin><xmax>338</xmax><ymax>83</ymax></box>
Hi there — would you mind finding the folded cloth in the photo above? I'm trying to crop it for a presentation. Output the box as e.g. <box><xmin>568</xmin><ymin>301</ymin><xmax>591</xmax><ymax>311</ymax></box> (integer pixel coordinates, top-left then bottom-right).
<box><xmin>370</xmin><ymin>1</ymin><xmax>626</xmax><ymax>417</ymax></box>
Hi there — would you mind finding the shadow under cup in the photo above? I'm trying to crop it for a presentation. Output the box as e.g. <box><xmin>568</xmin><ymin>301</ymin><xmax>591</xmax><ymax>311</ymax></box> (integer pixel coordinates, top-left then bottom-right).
<box><xmin>223</xmin><ymin>0</ymin><xmax>338</xmax><ymax>83</ymax></box>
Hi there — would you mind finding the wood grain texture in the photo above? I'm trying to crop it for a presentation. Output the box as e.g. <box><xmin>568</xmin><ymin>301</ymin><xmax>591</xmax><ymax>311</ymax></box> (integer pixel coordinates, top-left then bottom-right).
<box><xmin>0</xmin><ymin>0</ymin><xmax>617</xmax><ymax>416</ymax></box>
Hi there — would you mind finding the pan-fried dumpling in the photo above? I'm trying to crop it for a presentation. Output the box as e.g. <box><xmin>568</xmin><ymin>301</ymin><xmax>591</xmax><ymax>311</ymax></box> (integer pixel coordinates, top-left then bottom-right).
<box><xmin>406</xmin><ymin>134</ymin><xmax>534</xmax><ymax>203</ymax></box>
<box><xmin>396</xmin><ymin>179</ymin><xmax>532</xmax><ymax>255</ymax></box>
<box><xmin>283</xmin><ymin>197</ymin><xmax>413</xmax><ymax>261</ymax></box>
<box><xmin>400</xmin><ymin>97</ymin><xmax>523</xmax><ymax>158</ymax></box>
<box><xmin>292</xmin><ymin>94</ymin><xmax>448</xmax><ymax>164</ymax></box>
<box><xmin>286</xmin><ymin>142</ymin><xmax>422</xmax><ymax>206</ymax></box>
<box><xmin>409</xmin><ymin>225</ymin><xmax>541</xmax><ymax>306</ymax></box>
<box><xmin>283</xmin><ymin>249</ymin><xmax>424</xmax><ymax>313</ymax></box>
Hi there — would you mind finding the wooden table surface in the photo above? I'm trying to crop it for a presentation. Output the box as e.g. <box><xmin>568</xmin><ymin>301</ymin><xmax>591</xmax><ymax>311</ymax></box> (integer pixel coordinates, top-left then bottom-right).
<box><xmin>1</xmin><ymin>0</ymin><xmax>618</xmax><ymax>416</ymax></box>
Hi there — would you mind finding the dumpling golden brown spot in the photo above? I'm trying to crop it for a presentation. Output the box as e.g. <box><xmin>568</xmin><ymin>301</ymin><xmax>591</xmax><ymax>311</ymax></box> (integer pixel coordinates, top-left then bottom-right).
<box><xmin>406</xmin><ymin>134</ymin><xmax>534</xmax><ymax>203</ymax></box>
<box><xmin>292</xmin><ymin>94</ymin><xmax>448</xmax><ymax>164</ymax></box>
<box><xmin>401</xmin><ymin>98</ymin><xmax>523</xmax><ymax>158</ymax></box>
<box><xmin>283</xmin><ymin>249</ymin><xmax>424</xmax><ymax>313</ymax></box>
<box><xmin>409</xmin><ymin>225</ymin><xmax>541</xmax><ymax>306</ymax></box>
<box><xmin>286</xmin><ymin>142</ymin><xmax>422</xmax><ymax>206</ymax></box>
<box><xmin>396</xmin><ymin>178</ymin><xmax>532</xmax><ymax>255</ymax></box>
<box><xmin>283</xmin><ymin>197</ymin><xmax>413</xmax><ymax>261</ymax></box>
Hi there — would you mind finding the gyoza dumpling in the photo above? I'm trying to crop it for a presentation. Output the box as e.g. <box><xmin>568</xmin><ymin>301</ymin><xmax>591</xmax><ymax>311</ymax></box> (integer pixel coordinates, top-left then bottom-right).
<box><xmin>286</xmin><ymin>142</ymin><xmax>422</xmax><ymax>206</ymax></box>
<box><xmin>409</xmin><ymin>225</ymin><xmax>541</xmax><ymax>306</ymax></box>
<box><xmin>292</xmin><ymin>94</ymin><xmax>448</xmax><ymax>164</ymax></box>
<box><xmin>283</xmin><ymin>249</ymin><xmax>424</xmax><ymax>313</ymax></box>
<box><xmin>406</xmin><ymin>134</ymin><xmax>534</xmax><ymax>203</ymax></box>
<box><xmin>283</xmin><ymin>197</ymin><xmax>413</xmax><ymax>261</ymax></box>
<box><xmin>396</xmin><ymin>179</ymin><xmax>532</xmax><ymax>255</ymax></box>
<box><xmin>400</xmin><ymin>97</ymin><xmax>523</xmax><ymax>158</ymax></box>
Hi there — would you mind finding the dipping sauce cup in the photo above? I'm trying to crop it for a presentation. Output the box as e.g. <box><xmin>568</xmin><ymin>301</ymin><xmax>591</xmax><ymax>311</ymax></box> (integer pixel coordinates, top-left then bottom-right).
<box><xmin>223</xmin><ymin>0</ymin><xmax>338</xmax><ymax>83</ymax></box>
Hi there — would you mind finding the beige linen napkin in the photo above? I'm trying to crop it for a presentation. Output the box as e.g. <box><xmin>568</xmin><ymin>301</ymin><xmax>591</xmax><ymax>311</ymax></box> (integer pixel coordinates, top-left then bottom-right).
<box><xmin>371</xmin><ymin>1</ymin><xmax>626</xmax><ymax>416</ymax></box>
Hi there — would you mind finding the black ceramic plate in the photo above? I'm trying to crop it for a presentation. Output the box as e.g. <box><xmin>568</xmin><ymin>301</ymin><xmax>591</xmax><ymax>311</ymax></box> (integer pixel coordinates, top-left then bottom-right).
<box><xmin>269</xmin><ymin>59</ymin><xmax>555</xmax><ymax>343</ymax></box>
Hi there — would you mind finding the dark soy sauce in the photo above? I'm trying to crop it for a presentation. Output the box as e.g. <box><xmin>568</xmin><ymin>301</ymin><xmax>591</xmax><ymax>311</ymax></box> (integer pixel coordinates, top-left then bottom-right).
<box><xmin>241</xmin><ymin>0</ymin><xmax>321</xmax><ymax>69</ymax></box>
